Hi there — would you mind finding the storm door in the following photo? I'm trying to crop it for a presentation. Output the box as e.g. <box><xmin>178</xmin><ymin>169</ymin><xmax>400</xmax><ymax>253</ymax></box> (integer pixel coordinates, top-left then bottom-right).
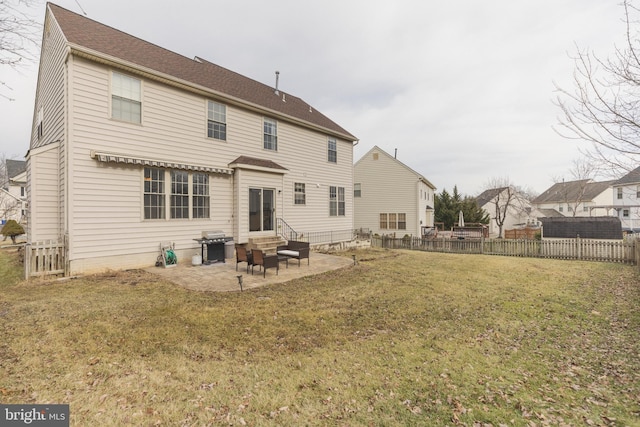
<box><xmin>249</xmin><ymin>188</ymin><xmax>275</xmax><ymax>232</ymax></box>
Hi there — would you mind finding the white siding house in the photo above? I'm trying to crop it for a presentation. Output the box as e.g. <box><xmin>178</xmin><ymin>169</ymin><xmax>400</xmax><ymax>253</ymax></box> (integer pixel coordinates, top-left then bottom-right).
<box><xmin>27</xmin><ymin>4</ymin><xmax>357</xmax><ymax>275</ymax></box>
<box><xmin>1</xmin><ymin>160</ymin><xmax>27</xmax><ymax>224</ymax></box>
<box><xmin>612</xmin><ymin>166</ymin><xmax>640</xmax><ymax>232</ymax></box>
<box><xmin>354</xmin><ymin>146</ymin><xmax>436</xmax><ymax>237</ymax></box>
<box><xmin>476</xmin><ymin>187</ymin><xmax>540</xmax><ymax>238</ymax></box>
<box><xmin>532</xmin><ymin>179</ymin><xmax>614</xmax><ymax>218</ymax></box>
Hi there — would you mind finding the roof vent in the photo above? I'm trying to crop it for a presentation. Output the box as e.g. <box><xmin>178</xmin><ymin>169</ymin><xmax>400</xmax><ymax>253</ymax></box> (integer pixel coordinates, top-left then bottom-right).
<box><xmin>274</xmin><ymin>71</ymin><xmax>280</xmax><ymax>95</ymax></box>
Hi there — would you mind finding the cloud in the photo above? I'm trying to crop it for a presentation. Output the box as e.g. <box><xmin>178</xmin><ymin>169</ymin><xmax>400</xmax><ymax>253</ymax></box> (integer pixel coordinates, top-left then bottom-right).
<box><xmin>0</xmin><ymin>0</ymin><xmax>629</xmax><ymax>195</ymax></box>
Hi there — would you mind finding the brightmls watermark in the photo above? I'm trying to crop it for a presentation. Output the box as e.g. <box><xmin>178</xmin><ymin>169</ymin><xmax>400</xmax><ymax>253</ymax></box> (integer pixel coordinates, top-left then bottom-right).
<box><xmin>1</xmin><ymin>405</ymin><xmax>69</xmax><ymax>426</ymax></box>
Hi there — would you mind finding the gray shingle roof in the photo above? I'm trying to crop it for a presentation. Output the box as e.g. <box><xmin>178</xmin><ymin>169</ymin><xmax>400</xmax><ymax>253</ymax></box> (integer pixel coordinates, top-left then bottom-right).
<box><xmin>532</xmin><ymin>180</ymin><xmax>614</xmax><ymax>204</ymax></box>
<box><xmin>6</xmin><ymin>159</ymin><xmax>26</xmax><ymax>179</ymax></box>
<box><xmin>229</xmin><ymin>156</ymin><xmax>288</xmax><ymax>171</ymax></box>
<box><xmin>476</xmin><ymin>187</ymin><xmax>508</xmax><ymax>207</ymax></box>
<box><xmin>614</xmin><ymin>166</ymin><xmax>640</xmax><ymax>186</ymax></box>
<box><xmin>48</xmin><ymin>3</ymin><xmax>356</xmax><ymax>142</ymax></box>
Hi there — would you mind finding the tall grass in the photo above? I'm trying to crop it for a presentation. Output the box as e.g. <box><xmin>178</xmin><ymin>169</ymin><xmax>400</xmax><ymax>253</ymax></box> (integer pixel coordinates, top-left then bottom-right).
<box><xmin>1</xmin><ymin>248</ymin><xmax>638</xmax><ymax>426</ymax></box>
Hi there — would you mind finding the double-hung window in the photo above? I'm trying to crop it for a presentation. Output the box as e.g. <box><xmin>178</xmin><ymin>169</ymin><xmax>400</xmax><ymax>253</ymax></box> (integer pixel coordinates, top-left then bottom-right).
<box><xmin>328</xmin><ymin>137</ymin><xmax>337</xmax><ymax>163</ymax></box>
<box><xmin>379</xmin><ymin>212</ymin><xmax>407</xmax><ymax>230</ymax></box>
<box><xmin>617</xmin><ymin>188</ymin><xmax>623</xmax><ymax>199</ymax></box>
<box><xmin>192</xmin><ymin>173</ymin><xmax>210</xmax><ymax>218</ymax></box>
<box><xmin>112</xmin><ymin>72</ymin><xmax>141</xmax><ymax>123</ymax></box>
<box><xmin>144</xmin><ymin>168</ymin><xmax>210</xmax><ymax>220</ymax></box>
<box><xmin>294</xmin><ymin>183</ymin><xmax>306</xmax><ymax>205</ymax></box>
<box><xmin>170</xmin><ymin>171</ymin><xmax>189</xmax><ymax>219</ymax></box>
<box><xmin>380</xmin><ymin>213</ymin><xmax>388</xmax><ymax>229</ymax></box>
<box><xmin>398</xmin><ymin>213</ymin><xmax>407</xmax><ymax>230</ymax></box>
<box><xmin>388</xmin><ymin>213</ymin><xmax>397</xmax><ymax>229</ymax></box>
<box><xmin>264</xmin><ymin>118</ymin><xmax>277</xmax><ymax>150</ymax></box>
<box><xmin>354</xmin><ymin>183</ymin><xmax>361</xmax><ymax>198</ymax></box>
<box><xmin>329</xmin><ymin>186</ymin><xmax>345</xmax><ymax>216</ymax></box>
<box><xmin>144</xmin><ymin>168</ymin><xmax>165</xmax><ymax>219</ymax></box>
<box><xmin>207</xmin><ymin>101</ymin><xmax>226</xmax><ymax>140</ymax></box>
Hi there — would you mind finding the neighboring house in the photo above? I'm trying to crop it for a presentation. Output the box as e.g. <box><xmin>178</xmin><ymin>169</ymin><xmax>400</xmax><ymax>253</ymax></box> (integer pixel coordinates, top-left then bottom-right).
<box><xmin>1</xmin><ymin>159</ymin><xmax>26</xmax><ymax>224</ymax></box>
<box><xmin>532</xmin><ymin>179</ymin><xmax>614</xmax><ymax>217</ymax></box>
<box><xmin>611</xmin><ymin>166</ymin><xmax>640</xmax><ymax>232</ymax></box>
<box><xmin>353</xmin><ymin>146</ymin><xmax>436</xmax><ymax>237</ymax></box>
<box><xmin>476</xmin><ymin>187</ymin><xmax>539</xmax><ymax>238</ymax></box>
<box><xmin>27</xmin><ymin>4</ymin><xmax>357</xmax><ymax>275</ymax></box>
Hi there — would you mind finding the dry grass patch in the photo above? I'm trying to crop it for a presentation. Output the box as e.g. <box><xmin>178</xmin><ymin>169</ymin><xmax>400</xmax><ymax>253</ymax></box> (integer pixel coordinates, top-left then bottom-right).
<box><xmin>1</xmin><ymin>247</ymin><xmax>639</xmax><ymax>426</ymax></box>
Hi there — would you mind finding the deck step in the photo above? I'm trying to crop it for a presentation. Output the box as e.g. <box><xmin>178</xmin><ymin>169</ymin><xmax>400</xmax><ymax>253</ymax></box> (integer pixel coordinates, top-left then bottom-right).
<box><xmin>246</xmin><ymin>236</ymin><xmax>287</xmax><ymax>255</ymax></box>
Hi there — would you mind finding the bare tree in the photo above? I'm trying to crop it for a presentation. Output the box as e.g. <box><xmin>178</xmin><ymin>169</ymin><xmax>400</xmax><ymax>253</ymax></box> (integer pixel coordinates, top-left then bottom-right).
<box><xmin>1</xmin><ymin>0</ymin><xmax>41</xmax><ymax>100</ymax></box>
<box><xmin>483</xmin><ymin>178</ymin><xmax>531</xmax><ymax>238</ymax></box>
<box><xmin>554</xmin><ymin>1</ymin><xmax>640</xmax><ymax>175</ymax></box>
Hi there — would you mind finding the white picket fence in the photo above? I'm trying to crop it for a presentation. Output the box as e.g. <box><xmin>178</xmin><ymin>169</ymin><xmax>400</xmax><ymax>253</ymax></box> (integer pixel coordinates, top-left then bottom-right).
<box><xmin>24</xmin><ymin>239</ymin><xmax>67</xmax><ymax>279</ymax></box>
<box><xmin>373</xmin><ymin>235</ymin><xmax>638</xmax><ymax>265</ymax></box>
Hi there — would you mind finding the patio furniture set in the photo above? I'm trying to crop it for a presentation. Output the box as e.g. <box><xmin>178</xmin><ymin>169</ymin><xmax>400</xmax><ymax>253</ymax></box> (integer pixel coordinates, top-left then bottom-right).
<box><xmin>235</xmin><ymin>241</ymin><xmax>310</xmax><ymax>277</ymax></box>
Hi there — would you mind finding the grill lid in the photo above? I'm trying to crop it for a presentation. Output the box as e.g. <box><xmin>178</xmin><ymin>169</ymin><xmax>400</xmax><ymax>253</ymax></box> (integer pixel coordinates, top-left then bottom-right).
<box><xmin>202</xmin><ymin>230</ymin><xmax>225</xmax><ymax>239</ymax></box>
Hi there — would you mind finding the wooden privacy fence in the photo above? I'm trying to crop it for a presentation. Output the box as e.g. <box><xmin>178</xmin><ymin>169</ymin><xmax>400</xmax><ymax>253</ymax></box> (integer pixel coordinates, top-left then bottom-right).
<box><xmin>373</xmin><ymin>235</ymin><xmax>637</xmax><ymax>265</ymax></box>
<box><xmin>24</xmin><ymin>239</ymin><xmax>67</xmax><ymax>279</ymax></box>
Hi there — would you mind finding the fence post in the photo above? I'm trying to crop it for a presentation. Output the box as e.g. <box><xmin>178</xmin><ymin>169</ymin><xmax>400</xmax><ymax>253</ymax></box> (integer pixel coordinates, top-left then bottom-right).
<box><xmin>576</xmin><ymin>235</ymin><xmax>581</xmax><ymax>261</ymax></box>
<box><xmin>24</xmin><ymin>242</ymin><xmax>31</xmax><ymax>281</ymax></box>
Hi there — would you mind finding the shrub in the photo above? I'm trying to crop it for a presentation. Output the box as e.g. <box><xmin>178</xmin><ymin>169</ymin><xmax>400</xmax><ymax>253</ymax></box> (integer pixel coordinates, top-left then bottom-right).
<box><xmin>1</xmin><ymin>220</ymin><xmax>25</xmax><ymax>244</ymax></box>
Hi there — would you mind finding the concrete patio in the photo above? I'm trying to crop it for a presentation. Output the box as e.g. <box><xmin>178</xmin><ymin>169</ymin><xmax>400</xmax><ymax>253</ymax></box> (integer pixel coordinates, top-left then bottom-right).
<box><xmin>145</xmin><ymin>251</ymin><xmax>354</xmax><ymax>292</ymax></box>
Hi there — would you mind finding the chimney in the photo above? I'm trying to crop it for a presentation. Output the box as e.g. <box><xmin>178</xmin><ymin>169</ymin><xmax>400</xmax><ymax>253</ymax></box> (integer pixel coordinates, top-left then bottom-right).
<box><xmin>394</xmin><ymin>148</ymin><xmax>397</xmax><ymax>159</ymax></box>
<box><xmin>274</xmin><ymin>71</ymin><xmax>280</xmax><ymax>95</ymax></box>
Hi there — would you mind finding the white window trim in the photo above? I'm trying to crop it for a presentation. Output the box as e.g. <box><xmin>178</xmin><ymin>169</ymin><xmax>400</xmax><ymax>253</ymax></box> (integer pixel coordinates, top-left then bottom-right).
<box><xmin>111</xmin><ymin>71</ymin><xmax>142</xmax><ymax>124</ymax></box>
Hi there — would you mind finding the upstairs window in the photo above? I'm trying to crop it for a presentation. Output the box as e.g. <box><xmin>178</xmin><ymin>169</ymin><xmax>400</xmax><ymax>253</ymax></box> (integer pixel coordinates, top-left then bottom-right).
<box><xmin>354</xmin><ymin>183</ymin><xmax>361</xmax><ymax>198</ymax></box>
<box><xmin>328</xmin><ymin>137</ymin><xmax>337</xmax><ymax>163</ymax></box>
<box><xmin>112</xmin><ymin>72</ymin><xmax>141</xmax><ymax>123</ymax></box>
<box><xmin>207</xmin><ymin>101</ymin><xmax>226</xmax><ymax>140</ymax></box>
<box><xmin>37</xmin><ymin>108</ymin><xmax>43</xmax><ymax>138</ymax></box>
<box><xmin>263</xmin><ymin>118</ymin><xmax>277</xmax><ymax>150</ymax></box>
<box><xmin>617</xmin><ymin>188</ymin><xmax>623</xmax><ymax>199</ymax></box>
<box><xmin>637</xmin><ymin>185</ymin><xmax>640</xmax><ymax>198</ymax></box>
<box><xmin>294</xmin><ymin>182</ymin><xmax>306</xmax><ymax>205</ymax></box>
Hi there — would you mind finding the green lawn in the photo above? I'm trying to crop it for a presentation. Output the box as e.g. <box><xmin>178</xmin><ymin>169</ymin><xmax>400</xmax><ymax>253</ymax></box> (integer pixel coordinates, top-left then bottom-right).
<box><xmin>1</xmin><ymin>247</ymin><xmax>639</xmax><ymax>426</ymax></box>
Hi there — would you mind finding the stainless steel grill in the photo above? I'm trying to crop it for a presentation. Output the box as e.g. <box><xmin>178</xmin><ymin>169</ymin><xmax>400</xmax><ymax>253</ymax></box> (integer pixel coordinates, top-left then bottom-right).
<box><xmin>194</xmin><ymin>231</ymin><xmax>233</xmax><ymax>264</ymax></box>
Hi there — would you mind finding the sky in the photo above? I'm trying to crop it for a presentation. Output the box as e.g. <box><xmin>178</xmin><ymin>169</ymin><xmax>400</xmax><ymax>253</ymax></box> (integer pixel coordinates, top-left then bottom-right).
<box><xmin>0</xmin><ymin>0</ymin><xmax>629</xmax><ymax>196</ymax></box>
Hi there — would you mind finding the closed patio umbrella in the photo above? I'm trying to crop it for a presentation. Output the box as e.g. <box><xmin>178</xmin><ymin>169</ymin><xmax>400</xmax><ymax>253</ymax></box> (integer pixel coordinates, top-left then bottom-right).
<box><xmin>458</xmin><ymin>210</ymin><xmax>465</xmax><ymax>227</ymax></box>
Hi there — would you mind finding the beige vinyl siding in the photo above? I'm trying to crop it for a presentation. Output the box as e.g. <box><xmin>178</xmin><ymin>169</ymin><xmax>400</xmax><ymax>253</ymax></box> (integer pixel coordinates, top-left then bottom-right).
<box><xmin>58</xmin><ymin>54</ymin><xmax>353</xmax><ymax>273</ymax></box>
<box><xmin>354</xmin><ymin>148</ymin><xmax>425</xmax><ymax>236</ymax></box>
<box><xmin>275</xmin><ymin>122</ymin><xmax>354</xmax><ymax>234</ymax></box>
<box><xmin>31</xmin><ymin>11</ymin><xmax>67</xmax><ymax>151</ymax></box>
<box><xmin>28</xmin><ymin>10</ymin><xmax>68</xmax><ymax>242</ymax></box>
<box><xmin>27</xmin><ymin>143</ymin><xmax>61</xmax><ymax>241</ymax></box>
<box><xmin>66</xmin><ymin>59</ymin><xmax>235</xmax><ymax>270</ymax></box>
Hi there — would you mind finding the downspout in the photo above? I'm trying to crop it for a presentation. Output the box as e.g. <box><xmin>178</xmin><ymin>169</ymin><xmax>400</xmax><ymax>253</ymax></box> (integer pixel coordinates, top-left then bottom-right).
<box><xmin>63</xmin><ymin>45</ymin><xmax>71</xmax><ymax>275</ymax></box>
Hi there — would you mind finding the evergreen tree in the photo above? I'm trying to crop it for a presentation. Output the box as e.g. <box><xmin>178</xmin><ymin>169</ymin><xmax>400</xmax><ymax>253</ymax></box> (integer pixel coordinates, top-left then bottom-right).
<box><xmin>1</xmin><ymin>220</ymin><xmax>24</xmax><ymax>244</ymax></box>
<box><xmin>435</xmin><ymin>186</ymin><xmax>489</xmax><ymax>229</ymax></box>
